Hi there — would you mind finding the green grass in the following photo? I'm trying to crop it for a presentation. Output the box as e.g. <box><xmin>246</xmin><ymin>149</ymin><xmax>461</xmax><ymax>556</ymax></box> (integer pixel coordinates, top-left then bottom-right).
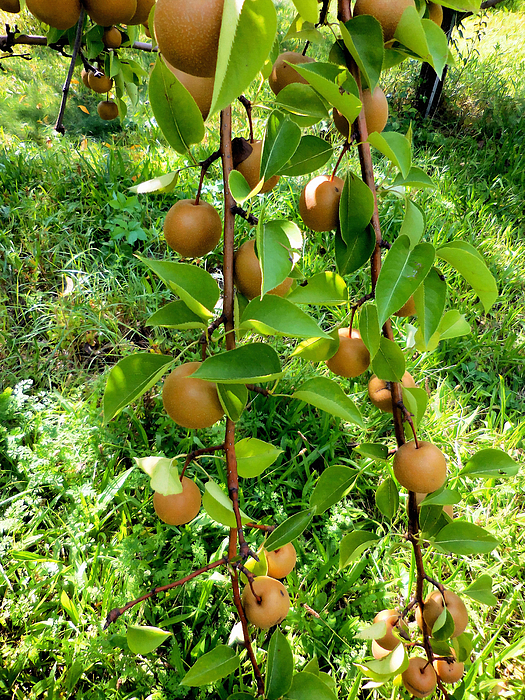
<box><xmin>2</xmin><ymin>2</ymin><xmax>525</xmax><ymax>699</ymax></box>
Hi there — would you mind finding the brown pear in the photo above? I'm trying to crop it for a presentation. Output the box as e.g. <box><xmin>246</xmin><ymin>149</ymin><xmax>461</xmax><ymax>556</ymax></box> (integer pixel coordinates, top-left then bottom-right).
<box><xmin>97</xmin><ymin>101</ymin><xmax>119</xmax><ymax>120</ymax></box>
<box><xmin>373</xmin><ymin>609</ymin><xmax>408</xmax><ymax>650</ymax></box>
<box><xmin>393</xmin><ymin>441</ymin><xmax>447</xmax><ymax>493</ymax></box>
<box><xmin>299</xmin><ymin>174</ymin><xmax>344</xmax><ymax>232</ymax></box>
<box><xmin>26</xmin><ymin>0</ymin><xmax>81</xmax><ymax>30</ymax></box>
<box><xmin>0</xmin><ymin>0</ymin><xmax>21</xmax><ymax>12</ymax></box>
<box><xmin>402</xmin><ymin>657</ymin><xmax>437</xmax><ymax>698</ymax></box>
<box><xmin>234</xmin><ymin>240</ymin><xmax>293</xmax><ymax>300</ymax></box>
<box><xmin>368</xmin><ymin>371</ymin><xmax>416</xmax><ymax>413</ymax></box>
<box><xmin>325</xmin><ymin>328</ymin><xmax>370</xmax><ymax>378</ymax></box>
<box><xmin>354</xmin><ymin>0</ymin><xmax>416</xmax><ymax>43</ymax></box>
<box><xmin>427</xmin><ymin>2</ymin><xmax>443</xmax><ymax>26</ymax></box>
<box><xmin>433</xmin><ymin>658</ymin><xmax>464</xmax><ymax>683</ymax></box>
<box><xmin>81</xmin><ymin>68</ymin><xmax>91</xmax><ymax>88</ymax></box>
<box><xmin>165</xmin><ymin>61</ymin><xmax>214</xmax><ymax>120</ymax></box>
<box><xmin>333</xmin><ymin>86</ymin><xmax>389</xmax><ymax>138</ymax></box>
<box><xmin>88</xmin><ymin>72</ymin><xmax>113</xmax><ymax>94</ymax></box>
<box><xmin>129</xmin><ymin>0</ymin><xmax>155</xmax><ymax>24</ymax></box>
<box><xmin>416</xmin><ymin>590</ymin><xmax>468</xmax><ymax>638</ymax></box>
<box><xmin>162</xmin><ymin>362</ymin><xmax>224</xmax><ymax>429</ymax></box>
<box><xmin>394</xmin><ymin>295</ymin><xmax>416</xmax><ymax>316</ymax></box>
<box><xmin>84</xmin><ymin>0</ymin><xmax>137</xmax><ymax>26</ymax></box>
<box><xmin>153</xmin><ymin>476</ymin><xmax>201</xmax><ymax>526</ymax></box>
<box><xmin>236</xmin><ymin>141</ymin><xmax>280</xmax><ymax>194</ymax></box>
<box><xmin>241</xmin><ymin>576</ymin><xmax>290</xmax><ymax>629</ymax></box>
<box><xmin>163</xmin><ymin>199</ymin><xmax>222</xmax><ymax>257</ymax></box>
<box><xmin>103</xmin><ymin>27</ymin><xmax>122</xmax><ymax>49</ymax></box>
<box><xmin>268</xmin><ymin>51</ymin><xmax>315</xmax><ymax>95</ymax></box>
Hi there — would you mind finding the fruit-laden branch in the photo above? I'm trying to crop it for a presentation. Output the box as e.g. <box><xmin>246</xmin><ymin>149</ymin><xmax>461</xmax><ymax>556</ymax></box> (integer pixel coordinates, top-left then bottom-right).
<box><xmin>231</xmin><ymin>569</ymin><xmax>265</xmax><ymax>696</ymax></box>
<box><xmin>0</xmin><ymin>31</ymin><xmax>155</xmax><ymax>53</ymax></box>
<box><xmin>54</xmin><ymin>8</ymin><xmax>85</xmax><ymax>134</ymax></box>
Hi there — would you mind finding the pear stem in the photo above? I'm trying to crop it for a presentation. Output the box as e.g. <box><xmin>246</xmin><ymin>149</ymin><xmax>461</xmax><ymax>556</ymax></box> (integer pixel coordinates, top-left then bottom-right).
<box><xmin>331</xmin><ymin>141</ymin><xmax>349</xmax><ymax>180</ymax></box>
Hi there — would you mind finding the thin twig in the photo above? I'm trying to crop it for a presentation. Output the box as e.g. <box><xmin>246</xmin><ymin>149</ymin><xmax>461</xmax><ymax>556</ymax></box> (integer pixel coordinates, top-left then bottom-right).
<box><xmin>231</xmin><ymin>569</ymin><xmax>264</xmax><ymax>695</ymax></box>
<box><xmin>54</xmin><ymin>8</ymin><xmax>85</xmax><ymax>134</ymax></box>
<box><xmin>232</xmin><ymin>205</ymin><xmax>258</xmax><ymax>226</ymax></box>
<box><xmin>238</xmin><ymin>95</ymin><xmax>254</xmax><ymax>143</ymax></box>
<box><xmin>179</xmin><ymin>444</ymin><xmax>225</xmax><ymax>481</ymax></box>
<box><xmin>245</xmin><ymin>384</ymin><xmax>270</xmax><ymax>397</ymax></box>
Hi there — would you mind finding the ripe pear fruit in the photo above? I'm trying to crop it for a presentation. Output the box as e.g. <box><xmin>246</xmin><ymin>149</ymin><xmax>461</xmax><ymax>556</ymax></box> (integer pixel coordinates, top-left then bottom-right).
<box><xmin>394</xmin><ymin>295</ymin><xmax>416</xmax><ymax>317</ymax></box>
<box><xmin>163</xmin><ymin>199</ymin><xmax>222</xmax><ymax>257</ymax></box>
<box><xmin>129</xmin><ymin>0</ymin><xmax>155</xmax><ymax>25</ymax></box>
<box><xmin>393</xmin><ymin>440</ymin><xmax>447</xmax><ymax>493</ymax></box>
<box><xmin>26</xmin><ymin>0</ymin><xmax>81</xmax><ymax>30</ymax></box>
<box><xmin>299</xmin><ymin>174</ymin><xmax>344</xmax><ymax>232</ymax></box>
<box><xmin>241</xmin><ymin>576</ymin><xmax>290</xmax><ymax>629</ymax></box>
<box><xmin>97</xmin><ymin>101</ymin><xmax>119</xmax><ymax>120</ymax></box>
<box><xmin>333</xmin><ymin>86</ymin><xmax>389</xmax><ymax>138</ymax></box>
<box><xmin>103</xmin><ymin>27</ymin><xmax>122</xmax><ymax>49</ymax></box>
<box><xmin>162</xmin><ymin>362</ymin><xmax>224</xmax><ymax>429</ymax></box>
<box><xmin>416</xmin><ymin>590</ymin><xmax>468</xmax><ymax>638</ymax></box>
<box><xmin>433</xmin><ymin>658</ymin><xmax>464</xmax><ymax>683</ymax></box>
<box><xmin>81</xmin><ymin>68</ymin><xmax>91</xmax><ymax>88</ymax></box>
<box><xmin>402</xmin><ymin>657</ymin><xmax>437</xmax><ymax>698</ymax></box>
<box><xmin>165</xmin><ymin>61</ymin><xmax>214</xmax><ymax>120</ymax></box>
<box><xmin>84</xmin><ymin>0</ymin><xmax>137</xmax><ymax>27</ymax></box>
<box><xmin>153</xmin><ymin>476</ymin><xmax>201</xmax><ymax>526</ymax></box>
<box><xmin>236</xmin><ymin>140</ymin><xmax>280</xmax><ymax>194</ymax></box>
<box><xmin>373</xmin><ymin>609</ymin><xmax>408</xmax><ymax>650</ymax></box>
<box><xmin>265</xmin><ymin>543</ymin><xmax>297</xmax><ymax>579</ymax></box>
<box><xmin>354</xmin><ymin>0</ymin><xmax>416</xmax><ymax>43</ymax></box>
<box><xmin>234</xmin><ymin>240</ymin><xmax>293</xmax><ymax>300</ymax></box>
<box><xmin>268</xmin><ymin>51</ymin><xmax>315</xmax><ymax>95</ymax></box>
<box><xmin>371</xmin><ymin>640</ymin><xmax>390</xmax><ymax>659</ymax></box>
<box><xmin>0</xmin><ymin>0</ymin><xmax>20</xmax><ymax>13</ymax></box>
<box><xmin>427</xmin><ymin>2</ymin><xmax>443</xmax><ymax>26</ymax></box>
<box><xmin>326</xmin><ymin>328</ymin><xmax>370</xmax><ymax>378</ymax></box>
<box><xmin>155</xmin><ymin>0</ymin><xmax>223</xmax><ymax>78</ymax></box>
<box><xmin>88</xmin><ymin>72</ymin><xmax>113</xmax><ymax>94</ymax></box>
<box><xmin>368</xmin><ymin>371</ymin><xmax>416</xmax><ymax>413</ymax></box>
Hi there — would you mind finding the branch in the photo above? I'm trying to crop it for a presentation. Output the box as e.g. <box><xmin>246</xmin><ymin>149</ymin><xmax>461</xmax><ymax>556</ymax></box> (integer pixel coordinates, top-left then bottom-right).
<box><xmin>231</xmin><ymin>569</ymin><xmax>264</xmax><ymax>696</ymax></box>
<box><xmin>232</xmin><ymin>205</ymin><xmax>258</xmax><ymax>226</ymax></box>
<box><xmin>179</xmin><ymin>444</ymin><xmax>225</xmax><ymax>481</ymax></box>
<box><xmin>54</xmin><ymin>9</ymin><xmax>85</xmax><ymax>134</ymax></box>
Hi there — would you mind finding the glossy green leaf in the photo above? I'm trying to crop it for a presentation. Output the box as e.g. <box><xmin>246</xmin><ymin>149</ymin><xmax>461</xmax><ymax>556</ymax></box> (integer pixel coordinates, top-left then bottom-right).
<box><xmin>210</xmin><ymin>0</ymin><xmax>277</xmax><ymax>116</ymax></box>
<box><xmin>394</xmin><ymin>7</ymin><xmax>448</xmax><ymax>78</ymax></box>
<box><xmin>334</xmin><ymin>223</ymin><xmax>375</xmax><ymax>276</ymax></box>
<box><xmin>421</xmin><ymin>489</ymin><xmax>461</xmax><ymax>506</ymax></box>
<box><xmin>422</xmin><ymin>19</ymin><xmax>449</xmax><ymax>79</ymax></box>
<box><xmin>276</xmin><ymin>83</ymin><xmax>329</xmax><ymax>119</ymax></box>
<box><xmin>60</xmin><ymin>591</ymin><xmax>79</xmax><ymax>626</ymax></box>
<box><xmin>286</xmin><ymin>672</ymin><xmax>337</xmax><ymax>700</ymax></box>
<box><xmin>192</xmin><ymin>343</ymin><xmax>283</xmax><ymax>384</ymax></box>
<box><xmin>202</xmin><ymin>481</ymin><xmax>251</xmax><ymax>528</ymax></box>
<box><xmin>354</xmin><ymin>443</ymin><xmax>389</xmax><ymax>461</ymax></box>
<box><xmin>359</xmin><ymin>303</ymin><xmax>381</xmax><ymax>359</ymax></box>
<box><xmin>433</xmin><ymin>521</ymin><xmax>499</xmax><ymax>556</ymax></box>
<box><xmin>340</xmin><ymin>16</ymin><xmax>383</xmax><ymax>91</ymax></box>
<box><xmin>375</xmin><ymin>478</ymin><xmax>399</xmax><ymax>520</ymax></box>
<box><xmin>129</xmin><ymin>170</ymin><xmax>179</xmax><ymax>194</ymax></box>
<box><xmin>127</xmin><ymin>625</ymin><xmax>172</xmax><ymax>655</ymax></box>
<box><xmin>368</xmin><ymin>131</ymin><xmax>411</xmax><ymax>178</ymax></box>
<box><xmin>257</xmin><ymin>220</ymin><xmax>299</xmax><ymax>296</ymax></box>
<box><xmin>463</xmin><ymin>575</ymin><xmax>498</xmax><ymax>606</ymax></box>
<box><xmin>340</xmin><ymin>530</ymin><xmax>380</xmax><ymax>569</ymax></box>
<box><xmin>287</xmin><ymin>272</ymin><xmax>348</xmax><ymax>305</ymax></box>
<box><xmin>235</xmin><ymin>437</ymin><xmax>283</xmax><ymax>478</ymax></box>
<box><xmin>437</xmin><ymin>241</ymin><xmax>498</xmax><ymax>312</ymax></box>
<box><xmin>339</xmin><ymin>171</ymin><xmax>375</xmax><ymax>250</ymax></box>
<box><xmin>440</xmin><ymin>0</ymin><xmax>480</xmax><ymax>9</ymax></box>
<box><xmin>266</xmin><ymin>628</ymin><xmax>294</xmax><ymax>700</ymax></box>
<box><xmin>134</xmin><ymin>456</ymin><xmax>182</xmax><ymax>496</ymax></box>
<box><xmin>310</xmin><ymin>466</ymin><xmax>356</xmax><ymax>514</ymax></box>
<box><xmin>413</xmin><ymin>267</ymin><xmax>447</xmax><ymax>346</ymax></box>
<box><xmin>277</xmin><ymin>135</ymin><xmax>333</xmax><ymax>177</ymax></box>
<box><xmin>240</xmin><ymin>296</ymin><xmax>331</xmax><ymax>339</ymax></box>
<box><xmin>148</xmin><ymin>57</ymin><xmax>204</xmax><ymax>153</ymax></box>
<box><xmin>371</xmin><ymin>336</ymin><xmax>406</xmax><ymax>382</ymax></box>
<box><xmin>402</xmin><ymin>387</ymin><xmax>428</xmax><ymax>429</ymax></box>
<box><xmin>419</xmin><ymin>504</ymin><xmax>448</xmax><ymax>538</ymax></box>
<box><xmin>460</xmin><ymin>448</ymin><xmax>519</xmax><ymax>479</ymax></box>
<box><xmin>452</xmin><ymin>632</ymin><xmax>473</xmax><ymax>664</ymax></box>
<box><xmin>265</xmin><ymin>509</ymin><xmax>313</xmax><ymax>552</ymax></box>
<box><xmin>390</xmin><ymin>167</ymin><xmax>435</xmax><ymax>189</ymax></box>
<box><xmin>284</xmin><ymin>15</ymin><xmax>322</xmax><ymax>42</ymax></box>
<box><xmin>181</xmin><ymin>644</ymin><xmax>240</xmax><ymax>686</ymax></box>
<box><xmin>217</xmin><ymin>383</ymin><xmax>248</xmax><ymax>422</ymax></box>
<box><xmin>261</xmin><ymin>110</ymin><xmax>302</xmax><ymax>181</ymax></box>
<box><xmin>292</xmin><ymin>62</ymin><xmax>362</xmax><ymax>124</ymax></box>
<box><xmin>138</xmin><ymin>257</ymin><xmax>220</xmax><ymax>320</ymax></box>
<box><xmin>400</xmin><ymin>199</ymin><xmax>425</xmax><ymax>248</ymax></box>
<box><xmin>291</xmin><ymin>0</ymin><xmax>318</xmax><ymax>23</ymax></box>
<box><xmin>414</xmin><ymin>309</ymin><xmax>471</xmax><ymax>352</ymax></box>
<box><xmin>375</xmin><ymin>235</ymin><xmax>435</xmax><ymax>327</ymax></box>
<box><xmin>431</xmin><ymin>608</ymin><xmax>456</xmax><ymax>641</ymax></box>
<box><xmin>103</xmin><ymin>353</ymin><xmax>173</xmax><ymax>422</ymax></box>
<box><xmin>292</xmin><ymin>377</ymin><xmax>364</xmax><ymax>428</ymax></box>
<box><xmin>229</xmin><ymin>169</ymin><xmax>262</xmax><ymax>203</ymax></box>
<box><xmin>291</xmin><ymin>332</ymin><xmax>340</xmax><ymax>362</ymax></box>
<box><xmin>303</xmin><ymin>657</ymin><xmax>319</xmax><ymax>675</ymax></box>
<box><xmin>240</xmin><ymin>549</ymin><xmax>268</xmax><ymax>584</ymax></box>
<box><xmin>146</xmin><ymin>301</ymin><xmax>206</xmax><ymax>330</ymax></box>
<box><xmin>361</xmin><ymin>642</ymin><xmax>409</xmax><ymax>680</ymax></box>
<box><xmin>356</xmin><ymin>620</ymin><xmax>388</xmax><ymax>641</ymax></box>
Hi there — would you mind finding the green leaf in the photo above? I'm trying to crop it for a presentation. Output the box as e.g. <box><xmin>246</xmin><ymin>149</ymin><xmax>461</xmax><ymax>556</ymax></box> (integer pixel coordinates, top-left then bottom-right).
<box><xmin>148</xmin><ymin>57</ymin><xmax>204</xmax><ymax>153</ymax></box>
<box><xmin>420</xmin><ymin>489</ymin><xmax>461</xmax><ymax>506</ymax></box>
<box><xmin>394</xmin><ymin>8</ymin><xmax>448</xmax><ymax>78</ymax></box>
<box><xmin>240</xmin><ymin>296</ymin><xmax>331</xmax><ymax>339</ymax></box>
<box><xmin>235</xmin><ymin>437</ymin><xmax>283</xmax><ymax>478</ymax></box>
<box><xmin>375</xmin><ymin>478</ymin><xmax>399</xmax><ymax>520</ymax></box>
<box><xmin>292</xmin><ymin>62</ymin><xmax>362</xmax><ymax>124</ymax></box>
<box><xmin>303</xmin><ymin>657</ymin><xmax>319</xmax><ymax>675</ymax></box>
<box><xmin>460</xmin><ymin>448</ymin><xmax>519</xmax><ymax>479</ymax></box>
<box><xmin>227</xmin><ymin>694</ymin><xmax>255</xmax><ymax>700</ymax></box>
<box><xmin>354</xmin><ymin>443</ymin><xmax>389</xmax><ymax>461</ymax></box>
<box><xmin>368</xmin><ymin>131</ymin><xmax>411</xmax><ymax>178</ymax></box>
<box><xmin>292</xmin><ymin>377</ymin><xmax>364</xmax><ymax>428</ymax></box>
<box><xmin>421</xmin><ymin>18</ymin><xmax>449</xmax><ymax>79</ymax></box>
<box><xmin>290</xmin><ymin>0</ymin><xmax>318</xmax><ymax>23</ymax></box>
<box><xmin>202</xmin><ymin>481</ymin><xmax>251</xmax><ymax>528</ymax></box>
<box><xmin>60</xmin><ymin>591</ymin><xmax>80</xmax><ymax>626</ymax></box>
<box><xmin>276</xmin><ymin>83</ymin><xmax>329</xmax><ymax>119</ymax></box>
<box><xmin>414</xmin><ymin>309</ymin><xmax>471</xmax><ymax>352</ymax></box>
<box><xmin>286</xmin><ymin>672</ymin><xmax>337</xmax><ymax>700</ymax></box>
<box><xmin>413</xmin><ymin>268</ymin><xmax>447</xmax><ymax>347</ymax></box>
<box><xmin>340</xmin><ymin>530</ymin><xmax>380</xmax><ymax>569</ymax></box>
<box><xmin>229</xmin><ymin>169</ymin><xmax>260</xmax><ymax>203</ymax></box>
<box><xmin>127</xmin><ymin>625</ymin><xmax>172</xmax><ymax>655</ymax></box>
<box><xmin>287</xmin><ymin>272</ymin><xmax>348</xmax><ymax>306</ymax></box>
<box><xmin>356</xmin><ymin>620</ymin><xmax>388</xmax><ymax>641</ymax></box>
<box><xmin>334</xmin><ymin>224</ymin><xmax>375</xmax><ymax>276</ymax></box>
<box><xmin>241</xmin><ymin>550</ymin><xmax>268</xmax><ymax>583</ymax></box>
<box><xmin>210</xmin><ymin>0</ymin><xmax>277</xmax><ymax>115</ymax></box>
<box><xmin>440</xmin><ymin>0</ymin><xmax>480</xmax><ymax>9</ymax></box>
<box><xmin>419</xmin><ymin>505</ymin><xmax>448</xmax><ymax>538</ymax></box>
<box><xmin>402</xmin><ymin>387</ymin><xmax>428</xmax><ymax>429</ymax></box>
<box><xmin>129</xmin><ymin>171</ymin><xmax>179</xmax><ymax>194</ymax></box>
<box><xmin>265</xmin><ymin>509</ymin><xmax>313</xmax><ymax>552</ymax></box>
<box><xmin>390</xmin><ymin>166</ymin><xmax>435</xmax><ymax>189</ymax></box>
<box><xmin>309</xmin><ymin>466</ymin><xmax>356</xmax><ymax>515</ymax></box>
<box><xmin>359</xmin><ymin>303</ymin><xmax>381</xmax><ymax>359</ymax></box>
<box><xmin>277</xmin><ymin>135</ymin><xmax>333</xmax><ymax>177</ymax></box>
<box><xmin>103</xmin><ymin>353</ymin><xmax>173</xmax><ymax>422</ymax></box>
<box><xmin>192</xmin><ymin>343</ymin><xmax>283</xmax><ymax>384</ymax></box>
<box><xmin>400</xmin><ymin>199</ymin><xmax>425</xmax><ymax>248</ymax></box>
<box><xmin>217</xmin><ymin>383</ymin><xmax>248</xmax><ymax>422</ymax></box>
<box><xmin>138</xmin><ymin>257</ymin><xmax>220</xmax><ymax>320</ymax></box>
<box><xmin>146</xmin><ymin>301</ymin><xmax>206</xmax><ymax>330</ymax></box>
<box><xmin>433</xmin><ymin>521</ymin><xmax>499</xmax><ymax>556</ymax></box>
<box><xmin>431</xmin><ymin>608</ymin><xmax>456</xmax><ymax>641</ymax></box>
<box><xmin>452</xmin><ymin>632</ymin><xmax>473</xmax><ymax>664</ymax></box>
<box><xmin>257</xmin><ymin>220</ymin><xmax>298</xmax><ymax>297</ymax></box>
<box><xmin>181</xmin><ymin>645</ymin><xmax>240</xmax><ymax>687</ymax></box>
<box><xmin>339</xmin><ymin>171</ymin><xmax>375</xmax><ymax>248</ymax></box>
<box><xmin>371</xmin><ymin>336</ymin><xmax>405</xmax><ymax>382</ymax></box>
<box><xmin>361</xmin><ymin>643</ymin><xmax>409</xmax><ymax>680</ymax></box>
<box><xmin>463</xmin><ymin>575</ymin><xmax>498</xmax><ymax>606</ymax></box>
<box><xmin>266</xmin><ymin>628</ymin><xmax>294</xmax><ymax>700</ymax></box>
<box><xmin>134</xmin><ymin>456</ymin><xmax>182</xmax><ymax>496</ymax></box>
<box><xmin>436</xmin><ymin>241</ymin><xmax>498</xmax><ymax>312</ymax></box>
<box><xmin>340</xmin><ymin>16</ymin><xmax>383</xmax><ymax>91</ymax></box>
<box><xmin>291</xmin><ymin>332</ymin><xmax>340</xmax><ymax>362</ymax></box>
<box><xmin>261</xmin><ymin>111</ymin><xmax>302</xmax><ymax>181</ymax></box>
<box><xmin>375</xmin><ymin>235</ymin><xmax>435</xmax><ymax>327</ymax></box>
